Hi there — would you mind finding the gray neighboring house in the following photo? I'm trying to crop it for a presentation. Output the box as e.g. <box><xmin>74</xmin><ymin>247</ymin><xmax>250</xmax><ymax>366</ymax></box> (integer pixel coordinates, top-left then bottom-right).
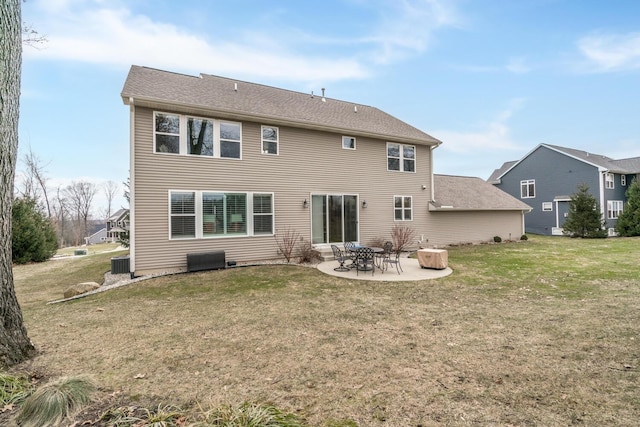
<box><xmin>489</xmin><ymin>143</ymin><xmax>640</xmax><ymax>236</ymax></box>
<box><xmin>122</xmin><ymin>65</ymin><xmax>530</xmax><ymax>276</ymax></box>
<box><xmin>107</xmin><ymin>208</ymin><xmax>130</xmax><ymax>242</ymax></box>
<box><xmin>85</xmin><ymin>227</ymin><xmax>108</xmax><ymax>245</ymax></box>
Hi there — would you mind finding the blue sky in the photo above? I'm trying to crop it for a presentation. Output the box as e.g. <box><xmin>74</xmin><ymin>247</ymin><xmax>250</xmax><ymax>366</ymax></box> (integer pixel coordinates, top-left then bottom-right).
<box><xmin>20</xmin><ymin>0</ymin><xmax>640</xmax><ymax>214</ymax></box>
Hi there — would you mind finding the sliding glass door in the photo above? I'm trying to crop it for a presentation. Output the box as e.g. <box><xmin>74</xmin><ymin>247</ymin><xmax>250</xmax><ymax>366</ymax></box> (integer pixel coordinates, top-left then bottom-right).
<box><xmin>311</xmin><ymin>194</ymin><xmax>358</xmax><ymax>244</ymax></box>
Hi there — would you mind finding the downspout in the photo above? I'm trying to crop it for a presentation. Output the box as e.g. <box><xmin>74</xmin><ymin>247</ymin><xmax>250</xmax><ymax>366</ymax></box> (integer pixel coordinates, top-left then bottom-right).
<box><xmin>128</xmin><ymin>97</ymin><xmax>136</xmax><ymax>276</ymax></box>
<box><xmin>429</xmin><ymin>143</ymin><xmax>440</xmax><ymax>203</ymax></box>
<box><xmin>599</xmin><ymin>170</ymin><xmax>606</xmax><ymax>223</ymax></box>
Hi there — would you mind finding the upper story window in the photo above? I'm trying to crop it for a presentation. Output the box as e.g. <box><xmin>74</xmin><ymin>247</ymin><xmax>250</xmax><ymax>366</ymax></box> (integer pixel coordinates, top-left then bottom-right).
<box><xmin>342</xmin><ymin>136</ymin><xmax>356</xmax><ymax>150</ymax></box>
<box><xmin>520</xmin><ymin>179</ymin><xmax>535</xmax><ymax>198</ymax></box>
<box><xmin>542</xmin><ymin>202</ymin><xmax>553</xmax><ymax>211</ymax></box>
<box><xmin>155</xmin><ymin>113</ymin><xmax>180</xmax><ymax>154</ymax></box>
<box><xmin>261</xmin><ymin>126</ymin><xmax>279</xmax><ymax>155</ymax></box>
<box><xmin>154</xmin><ymin>112</ymin><xmax>241</xmax><ymax>159</ymax></box>
<box><xmin>605</xmin><ymin>173</ymin><xmax>614</xmax><ymax>189</ymax></box>
<box><xmin>394</xmin><ymin>196</ymin><xmax>413</xmax><ymax>221</ymax></box>
<box><xmin>621</xmin><ymin>175</ymin><xmax>627</xmax><ymax>186</ymax></box>
<box><xmin>607</xmin><ymin>200</ymin><xmax>623</xmax><ymax>219</ymax></box>
<box><xmin>187</xmin><ymin>117</ymin><xmax>213</xmax><ymax>156</ymax></box>
<box><xmin>387</xmin><ymin>143</ymin><xmax>415</xmax><ymax>172</ymax></box>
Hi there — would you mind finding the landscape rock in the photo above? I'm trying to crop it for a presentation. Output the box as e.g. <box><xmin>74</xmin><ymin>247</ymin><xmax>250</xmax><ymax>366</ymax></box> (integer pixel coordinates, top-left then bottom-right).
<box><xmin>63</xmin><ymin>282</ymin><xmax>101</xmax><ymax>299</ymax></box>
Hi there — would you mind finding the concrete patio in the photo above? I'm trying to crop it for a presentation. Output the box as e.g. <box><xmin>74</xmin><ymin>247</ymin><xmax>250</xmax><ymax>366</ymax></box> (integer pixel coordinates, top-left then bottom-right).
<box><xmin>316</xmin><ymin>256</ymin><xmax>452</xmax><ymax>281</ymax></box>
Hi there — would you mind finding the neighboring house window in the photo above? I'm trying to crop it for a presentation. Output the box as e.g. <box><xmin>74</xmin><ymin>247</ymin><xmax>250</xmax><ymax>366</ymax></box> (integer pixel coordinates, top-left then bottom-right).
<box><xmin>342</xmin><ymin>136</ymin><xmax>356</xmax><ymax>150</ymax></box>
<box><xmin>387</xmin><ymin>143</ymin><xmax>416</xmax><ymax>172</ymax></box>
<box><xmin>621</xmin><ymin>175</ymin><xmax>626</xmax><ymax>186</ymax></box>
<box><xmin>253</xmin><ymin>193</ymin><xmax>274</xmax><ymax>234</ymax></box>
<box><xmin>607</xmin><ymin>200</ymin><xmax>623</xmax><ymax>219</ymax></box>
<box><xmin>605</xmin><ymin>173</ymin><xmax>614</xmax><ymax>189</ymax></box>
<box><xmin>262</xmin><ymin>126</ymin><xmax>279</xmax><ymax>155</ymax></box>
<box><xmin>394</xmin><ymin>196</ymin><xmax>413</xmax><ymax>221</ymax></box>
<box><xmin>187</xmin><ymin>117</ymin><xmax>214</xmax><ymax>156</ymax></box>
<box><xmin>170</xmin><ymin>191</ymin><xmax>273</xmax><ymax>239</ymax></box>
<box><xmin>154</xmin><ymin>112</ymin><xmax>241</xmax><ymax>159</ymax></box>
<box><xmin>520</xmin><ymin>179</ymin><xmax>535</xmax><ymax>198</ymax></box>
<box><xmin>170</xmin><ymin>192</ymin><xmax>196</xmax><ymax>239</ymax></box>
<box><xmin>155</xmin><ymin>112</ymin><xmax>180</xmax><ymax>153</ymax></box>
<box><xmin>542</xmin><ymin>202</ymin><xmax>553</xmax><ymax>211</ymax></box>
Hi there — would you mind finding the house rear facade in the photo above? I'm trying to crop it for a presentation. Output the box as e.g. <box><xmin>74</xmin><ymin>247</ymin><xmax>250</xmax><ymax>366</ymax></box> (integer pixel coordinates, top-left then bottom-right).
<box><xmin>122</xmin><ymin>66</ymin><xmax>529</xmax><ymax>276</ymax></box>
<box><xmin>489</xmin><ymin>143</ymin><xmax>640</xmax><ymax>235</ymax></box>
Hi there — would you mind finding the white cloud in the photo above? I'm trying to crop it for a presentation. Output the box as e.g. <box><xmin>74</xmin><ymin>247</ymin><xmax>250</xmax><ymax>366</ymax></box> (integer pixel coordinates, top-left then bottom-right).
<box><xmin>431</xmin><ymin>98</ymin><xmax>526</xmax><ymax>154</ymax></box>
<box><xmin>506</xmin><ymin>56</ymin><xmax>530</xmax><ymax>74</ymax></box>
<box><xmin>23</xmin><ymin>0</ymin><xmax>461</xmax><ymax>82</ymax></box>
<box><xmin>577</xmin><ymin>31</ymin><xmax>640</xmax><ymax>72</ymax></box>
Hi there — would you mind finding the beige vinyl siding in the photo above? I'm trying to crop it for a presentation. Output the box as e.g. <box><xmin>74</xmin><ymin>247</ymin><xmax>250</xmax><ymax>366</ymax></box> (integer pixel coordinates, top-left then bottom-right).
<box><xmin>427</xmin><ymin>211</ymin><xmax>525</xmax><ymax>246</ymax></box>
<box><xmin>133</xmin><ymin>107</ymin><xmax>433</xmax><ymax>275</ymax></box>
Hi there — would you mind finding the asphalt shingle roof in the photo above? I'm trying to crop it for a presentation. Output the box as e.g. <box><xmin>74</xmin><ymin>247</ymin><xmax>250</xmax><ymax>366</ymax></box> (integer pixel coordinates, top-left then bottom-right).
<box><xmin>431</xmin><ymin>174</ymin><xmax>531</xmax><ymax>211</ymax></box>
<box><xmin>121</xmin><ymin>65</ymin><xmax>441</xmax><ymax>145</ymax></box>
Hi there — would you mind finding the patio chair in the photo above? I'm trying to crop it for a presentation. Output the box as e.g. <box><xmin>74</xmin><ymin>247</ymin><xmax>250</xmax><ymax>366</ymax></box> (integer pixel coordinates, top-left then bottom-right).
<box><xmin>343</xmin><ymin>241</ymin><xmax>357</xmax><ymax>266</ymax></box>
<box><xmin>331</xmin><ymin>244</ymin><xmax>351</xmax><ymax>272</ymax></box>
<box><xmin>377</xmin><ymin>241</ymin><xmax>393</xmax><ymax>269</ymax></box>
<box><xmin>355</xmin><ymin>247</ymin><xmax>375</xmax><ymax>276</ymax></box>
<box><xmin>382</xmin><ymin>246</ymin><xmax>403</xmax><ymax>275</ymax></box>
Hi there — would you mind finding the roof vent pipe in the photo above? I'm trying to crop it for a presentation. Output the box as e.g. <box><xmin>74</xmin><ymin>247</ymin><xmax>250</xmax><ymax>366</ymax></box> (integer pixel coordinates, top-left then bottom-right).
<box><xmin>354</xmin><ymin>105</ymin><xmax>358</xmax><ymax>113</ymax></box>
<box><xmin>321</xmin><ymin>88</ymin><xmax>326</xmax><ymax>102</ymax></box>
<box><xmin>311</xmin><ymin>91</ymin><xmax>314</xmax><ymax>98</ymax></box>
<box><xmin>234</xmin><ymin>82</ymin><xmax>238</xmax><ymax>91</ymax></box>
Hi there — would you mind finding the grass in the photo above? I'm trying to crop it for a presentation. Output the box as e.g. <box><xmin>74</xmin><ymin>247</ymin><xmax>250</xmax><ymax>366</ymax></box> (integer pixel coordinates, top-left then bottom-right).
<box><xmin>11</xmin><ymin>235</ymin><xmax>640</xmax><ymax>425</ymax></box>
<box><xmin>54</xmin><ymin>242</ymin><xmax>123</xmax><ymax>257</ymax></box>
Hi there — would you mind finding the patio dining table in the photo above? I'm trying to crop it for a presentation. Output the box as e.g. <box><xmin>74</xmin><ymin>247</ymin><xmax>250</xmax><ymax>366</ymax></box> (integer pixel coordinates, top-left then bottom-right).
<box><xmin>348</xmin><ymin>246</ymin><xmax>384</xmax><ymax>271</ymax></box>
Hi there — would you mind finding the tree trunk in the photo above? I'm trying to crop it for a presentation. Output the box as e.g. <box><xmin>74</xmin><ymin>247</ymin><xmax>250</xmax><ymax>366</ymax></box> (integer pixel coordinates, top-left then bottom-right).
<box><xmin>0</xmin><ymin>0</ymin><xmax>37</xmax><ymax>367</ymax></box>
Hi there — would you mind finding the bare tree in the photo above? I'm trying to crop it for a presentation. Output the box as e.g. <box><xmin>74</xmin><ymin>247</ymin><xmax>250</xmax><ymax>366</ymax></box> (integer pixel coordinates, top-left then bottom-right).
<box><xmin>64</xmin><ymin>181</ymin><xmax>97</xmax><ymax>245</ymax></box>
<box><xmin>22</xmin><ymin>147</ymin><xmax>51</xmax><ymax>217</ymax></box>
<box><xmin>103</xmin><ymin>180</ymin><xmax>119</xmax><ymax>219</ymax></box>
<box><xmin>0</xmin><ymin>0</ymin><xmax>37</xmax><ymax>367</ymax></box>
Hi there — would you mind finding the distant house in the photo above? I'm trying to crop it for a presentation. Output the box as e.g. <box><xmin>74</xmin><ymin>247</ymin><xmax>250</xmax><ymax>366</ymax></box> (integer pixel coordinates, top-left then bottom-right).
<box><xmin>85</xmin><ymin>227</ymin><xmax>108</xmax><ymax>245</ymax></box>
<box><xmin>106</xmin><ymin>208</ymin><xmax>129</xmax><ymax>242</ymax></box>
<box><xmin>122</xmin><ymin>65</ymin><xmax>531</xmax><ymax>276</ymax></box>
<box><xmin>489</xmin><ymin>143</ymin><xmax>640</xmax><ymax>236</ymax></box>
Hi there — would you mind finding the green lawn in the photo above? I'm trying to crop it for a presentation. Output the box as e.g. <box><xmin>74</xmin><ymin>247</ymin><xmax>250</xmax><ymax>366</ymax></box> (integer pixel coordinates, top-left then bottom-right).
<box><xmin>11</xmin><ymin>235</ymin><xmax>640</xmax><ymax>426</ymax></box>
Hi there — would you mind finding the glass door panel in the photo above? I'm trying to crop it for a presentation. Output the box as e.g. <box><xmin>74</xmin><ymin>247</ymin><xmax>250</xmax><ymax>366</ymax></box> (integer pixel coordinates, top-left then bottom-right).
<box><xmin>311</xmin><ymin>194</ymin><xmax>359</xmax><ymax>244</ymax></box>
<box><xmin>311</xmin><ymin>195</ymin><xmax>326</xmax><ymax>244</ymax></box>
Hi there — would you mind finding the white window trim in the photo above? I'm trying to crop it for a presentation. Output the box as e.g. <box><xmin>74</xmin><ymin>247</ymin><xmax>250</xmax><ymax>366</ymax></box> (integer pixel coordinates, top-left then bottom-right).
<box><xmin>605</xmin><ymin>172</ymin><xmax>615</xmax><ymax>189</ymax></box>
<box><xmin>154</xmin><ymin>111</ymin><xmax>242</xmax><ymax>160</ymax></box>
<box><xmin>387</xmin><ymin>142</ymin><xmax>416</xmax><ymax>173</ymax></box>
<box><xmin>342</xmin><ymin>136</ymin><xmax>356</xmax><ymax>150</ymax></box>
<box><xmin>261</xmin><ymin>125</ymin><xmax>279</xmax><ymax>155</ymax></box>
<box><xmin>393</xmin><ymin>195</ymin><xmax>413</xmax><ymax>221</ymax></box>
<box><xmin>520</xmin><ymin>179</ymin><xmax>535</xmax><ymax>199</ymax></box>
<box><xmin>168</xmin><ymin>190</ymin><xmax>274</xmax><ymax>240</ymax></box>
<box><xmin>607</xmin><ymin>200</ymin><xmax>623</xmax><ymax>219</ymax></box>
<box><xmin>542</xmin><ymin>202</ymin><xmax>553</xmax><ymax>211</ymax></box>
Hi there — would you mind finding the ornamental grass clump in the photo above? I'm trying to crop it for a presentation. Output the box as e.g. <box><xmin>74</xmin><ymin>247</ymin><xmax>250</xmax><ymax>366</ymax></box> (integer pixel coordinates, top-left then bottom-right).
<box><xmin>196</xmin><ymin>402</ymin><xmax>306</xmax><ymax>427</ymax></box>
<box><xmin>16</xmin><ymin>376</ymin><xmax>96</xmax><ymax>427</ymax></box>
<box><xmin>0</xmin><ymin>372</ymin><xmax>33</xmax><ymax>406</ymax></box>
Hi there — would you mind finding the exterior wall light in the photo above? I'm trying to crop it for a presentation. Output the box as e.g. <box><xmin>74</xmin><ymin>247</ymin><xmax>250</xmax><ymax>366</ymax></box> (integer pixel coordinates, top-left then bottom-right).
<box><xmin>303</xmin><ymin>199</ymin><xmax>308</xmax><ymax>208</ymax></box>
<box><xmin>362</xmin><ymin>200</ymin><xmax>367</xmax><ymax>208</ymax></box>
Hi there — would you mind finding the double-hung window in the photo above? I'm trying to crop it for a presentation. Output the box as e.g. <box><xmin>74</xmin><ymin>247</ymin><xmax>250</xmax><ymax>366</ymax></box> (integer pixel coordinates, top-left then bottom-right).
<box><xmin>387</xmin><ymin>143</ymin><xmax>415</xmax><ymax>172</ymax></box>
<box><xmin>170</xmin><ymin>192</ymin><xmax>196</xmax><ymax>238</ymax></box>
<box><xmin>155</xmin><ymin>113</ymin><xmax>180</xmax><ymax>154</ymax></box>
<box><xmin>261</xmin><ymin>126</ymin><xmax>279</xmax><ymax>155</ymax></box>
<box><xmin>621</xmin><ymin>175</ymin><xmax>627</xmax><ymax>186</ymax></box>
<box><xmin>154</xmin><ymin>112</ymin><xmax>241</xmax><ymax>159</ymax></box>
<box><xmin>607</xmin><ymin>200</ymin><xmax>623</xmax><ymax>219</ymax></box>
<box><xmin>170</xmin><ymin>191</ymin><xmax>273</xmax><ymax>239</ymax></box>
<box><xmin>394</xmin><ymin>196</ymin><xmax>413</xmax><ymax>221</ymax></box>
<box><xmin>520</xmin><ymin>179</ymin><xmax>535</xmax><ymax>198</ymax></box>
<box><xmin>605</xmin><ymin>173</ymin><xmax>614</xmax><ymax>189</ymax></box>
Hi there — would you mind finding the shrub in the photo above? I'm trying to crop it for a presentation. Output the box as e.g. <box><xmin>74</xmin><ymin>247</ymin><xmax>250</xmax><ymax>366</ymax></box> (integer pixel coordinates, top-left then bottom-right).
<box><xmin>298</xmin><ymin>239</ymin><xmax>320</xmax><ymax>264</ymax></box>
<box><xmin>390</xmin><ymin>224</ymin><xmax>416</xmax><ymax>253</ymax></box>
<box><xmin>562</xmin><ymin>183</ymin><xmax>607</xmax><ymax>238</ymax></box>
<box><xmin>12</xmin><ymin>197</ymin><xmax>58</xmax><ymax>264</ymax></box>
<box><xmin>493</xmin><ymin>236</ymin><xmax>502</xmax><ymax>243</ymax></box>
<box><xmin>274</xmin><ymin>227</ymin><xmax>300</xmax><ymax>263</ymax></box>
<box><xmin>520</xmin><ymin>234</ymin><xmax>528</xmax><ymax>241</ymax></box>
<box><xmin>366</xmin><ymin>236</ymin><xmax>387</xmax><ymax>248</ymax></box>
<box><xmin>0</xmin><ymin>372</ymin><xmax>33</xmax><ymax>406</ymax></box>
<box><xmin>17</xmin><ymin>376</ymin><xmax>96</xmax><ymax>427</ymax></box>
